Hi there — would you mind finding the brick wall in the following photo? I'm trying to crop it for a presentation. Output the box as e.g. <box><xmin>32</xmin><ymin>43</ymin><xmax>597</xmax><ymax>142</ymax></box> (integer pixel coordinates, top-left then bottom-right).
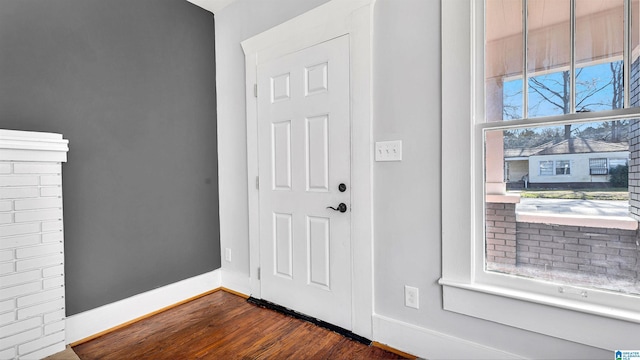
<box><xmin>515</xmin><ymin>223</ymin><xmax>639</xmax><ymax>279</ymax></box>
<box><xmin>630</xmin><ymin>119</ymin><xmax>640</xmax><ymax>221</ymax></box>
<box><xmin>485</xmin><ymin>203</ymin><xmax>517</xmax><ymax>265</ymax></box>
<box><xmin>486</xmin><ymin>202</ymin><xmax>639</xmax><ymax>280</ymax></box>
<box><xmin>629</xmin><ymin>57</ymin><xmax>640</xmax><ymax>220</ymax></box>
<box><xmin>0</xmin><ymin>131</ymin><xmax>68</xmax><ymax>360</ymax></box>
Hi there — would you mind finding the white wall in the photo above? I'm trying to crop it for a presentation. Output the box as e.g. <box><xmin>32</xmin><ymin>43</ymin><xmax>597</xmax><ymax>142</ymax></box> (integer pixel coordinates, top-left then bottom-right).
<box><xmin>215</xmin><ymin>0</ymin><xmax>611</xmax><ymax>358</ymax></box>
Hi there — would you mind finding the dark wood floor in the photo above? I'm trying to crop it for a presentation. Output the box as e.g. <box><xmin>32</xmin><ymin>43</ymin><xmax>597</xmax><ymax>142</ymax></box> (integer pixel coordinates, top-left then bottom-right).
<box><xmin>73</xmin><ymin>290</ymin><xmax>408</xmax><ymax>360</ymax></box>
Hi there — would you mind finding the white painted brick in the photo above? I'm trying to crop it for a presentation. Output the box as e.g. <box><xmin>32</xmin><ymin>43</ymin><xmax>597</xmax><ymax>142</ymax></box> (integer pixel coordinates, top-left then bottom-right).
<box><xmin>42</xmin><ymin>265</ymin><xmax>63</xmax><ymax>278</ymax></box>
<box><xmin>20</xmin><ymin>341</ymin><xmax>65</xmax><ymax>360</ymax></box>
<box><xmin>0</xmin><ymin>270</ymin><xmax>40</xmax><ymax>287</ymax></box>
<box><xmin>18</xmin><ymin>287</ymin><xmax>64</xmax><ymax>308</ymax></box>
<box><xmin>17</xmin><ymin>298</ymin><xmax>64</xmax><ymax>320</ymax></box>
<box><xmin>40</xmin><ymin>186</ymin><xmax>62</xmax><ymax>197</ymax></box>
<box><xmin>0</xmin><ymin>347</ymin><xmax>16</xmax><ymax>360</ymax></box>
<box><xmin>0</xmin><ymin>249</ymin><xmax>13</xmax><ymax>262</ymax></box>
<box><xmin>0</xmin><ymin>327</ymin><xmax>40</xmax><ymax>350</ymax></box>
<box><xmin>0</xmin><ymin>176</ymin><xmax>38</xmax><ymax>187</ymax></box>
<box><xmin>0</xmin><ymin>187</ymin><xmax>39</xmax><ymax>200</ymax></box>
<box><xmin>42</xmin><ymin>232</ymin><xmax>63</xmax><ymax>243</ymax></box>
<box><xmin>0</xmin><ymin>317</ymin><xmax>41</xmax><ymax>338</ymax></box>
<box><xmin>39</xmin><ymin>176</ymin><xmax>61</xmax><ymax>186</ymax></box>
<box><xmin>0</xmin><ymin>299</ymin><xmax>14</xmax><ymax>313</ymax></box>
<box><xmin>16</xmin><ymin>254</ymin><xmax>63</xmax><ymax>271</ymax></box>
<box><xmin>14</xmin><ymin>208</ymin><xmax>61</xmax><ymax>223</ymax></box>
<box><xmin>19</xmin><ymin>331</ymin><xmax>65</xmax><ymax>356</ymax></box>
<box><xmin>16</xmin><ymin>243</ymin><xmax>62</xmax><ymax>259</ymax></box>
<box><xmin>0</xmin><ymin>213</ymin><xmax>12</xmax><ymax>225</ymax></box>
<box><xmin>0</xmin><ymin>282</ymin><xmax>41</xmax><ymax>301</ymax></box>
<box><xmin>0</xmin><ymin>310</ymin><xmax>15</xmax><ymax>324</ymax></box>
<box><xmin>43</xmin><ymin>309</ymin><xmax>64</xmax><ymax>324</ymax></box>
<box><xmin>0</xmin><ymin>223</ymin><xmax>40</xmax><ymax>237</ymax></box>
<box><xmin>0</xmin><ymin>163</ymin><xmax>10</xmax><ymax>174</ymax></box>
<box><xmin>41</xmin><ymin>221</ymin><xmax>62</xmax><ymax>232</ymax></box>
<box><xmin>0</xmin><ymin>200</ymin><xmax>12</xmax><ymax>212</ymax></box>
<box><xmin>43</xmin><ymin>320</ymin><xmax>64</xmax><ymax>335</ymax></box>
<box><xmin>13</xmin><ymin>163</ymin><xmax>60</xmax><ymax>174</ymax></box>
<box><xmin>0</xmin><ymin>261</ymin><xmax>14</xmax><ymax>275</ymax></box>
<box><xmin>14</xmin><ymin>198</ymin><xmax>62</xmax><ymax>211</ymax></box>
<box><xmin>0</xmin><ymin>234</ymin><xmax>40</xmax><ymax>250</ymax></box>
<box><xmin>43</xmin><ymin>276</ymin><xmax>63</xmax><ymax>290</ymax></box>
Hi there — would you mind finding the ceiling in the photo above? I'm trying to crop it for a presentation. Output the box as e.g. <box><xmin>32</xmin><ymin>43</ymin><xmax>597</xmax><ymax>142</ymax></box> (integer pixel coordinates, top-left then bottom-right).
<box><xmin>186</xmin><ymin>0</ymin><xmax>237</xmax><ymax>13</ymax></box>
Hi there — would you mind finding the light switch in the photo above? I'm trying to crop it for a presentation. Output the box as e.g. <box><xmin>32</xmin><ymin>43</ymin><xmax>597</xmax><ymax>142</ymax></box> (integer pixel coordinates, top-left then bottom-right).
<box><xmin>375</xmin><ymin>140</ymin><xmax>402</xmax><ymax>161</ymax></box>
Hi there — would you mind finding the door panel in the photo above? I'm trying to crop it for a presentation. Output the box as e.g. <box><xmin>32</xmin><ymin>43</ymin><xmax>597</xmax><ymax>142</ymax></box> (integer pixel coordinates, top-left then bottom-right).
<box><xmin>257</xmin><ymin>35</ymin><xmax>351</xmax><ymax>329</ymax></box>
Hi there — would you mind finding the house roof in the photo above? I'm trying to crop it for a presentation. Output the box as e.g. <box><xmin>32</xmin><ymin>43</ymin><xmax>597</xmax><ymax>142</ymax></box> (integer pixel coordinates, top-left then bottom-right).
<box><xmin>505</xmin><ymin>138</ymin><xmax>628</xmax><ymax>158</ymax></box>
<box><xmin>504</xmin><ymin>141</ymin><xmax>554</xmax><ymax>158</ymax></box>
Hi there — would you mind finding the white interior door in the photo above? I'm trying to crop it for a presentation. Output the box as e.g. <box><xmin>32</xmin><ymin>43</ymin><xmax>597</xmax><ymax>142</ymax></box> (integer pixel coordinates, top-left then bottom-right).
<box><xmin>257</xmin><ymin>35</ymin><xmax>351</xmax><ymax>330</ymax></box>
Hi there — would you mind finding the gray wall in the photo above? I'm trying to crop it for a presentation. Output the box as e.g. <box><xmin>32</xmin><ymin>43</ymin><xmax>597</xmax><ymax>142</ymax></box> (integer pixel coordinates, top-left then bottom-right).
<box><xmin>0</xmin><ymin>0</ymin><xmax>220</xmax><ymax>315</ymax></box>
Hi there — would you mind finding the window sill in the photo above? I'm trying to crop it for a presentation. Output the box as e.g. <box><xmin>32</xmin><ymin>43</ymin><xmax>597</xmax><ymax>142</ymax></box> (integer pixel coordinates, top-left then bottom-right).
<box><xmin>439</xmin><ymin>278</ymin><xmax>640</xmax><ymax>349</ymax></box>
<box><xmin>516</xmin><ymin>212</ymin><xmax>638</xmax><ymax>230</ymax></box>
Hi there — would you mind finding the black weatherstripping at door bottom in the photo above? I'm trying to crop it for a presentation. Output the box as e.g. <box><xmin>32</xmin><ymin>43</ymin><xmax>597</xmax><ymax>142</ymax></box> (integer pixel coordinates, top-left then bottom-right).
<box><xmin>247</xmin><ymin>297</ymin><xmax>371</xmax><ymax>345</ymax></box>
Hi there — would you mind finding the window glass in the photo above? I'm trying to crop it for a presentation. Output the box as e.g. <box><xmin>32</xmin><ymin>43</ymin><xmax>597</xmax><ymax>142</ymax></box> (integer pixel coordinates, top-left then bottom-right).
<box><xmin>555</xmin><ymin>160</ymin><xmax>571</xmax><ymax>175</ymax></box>
<box><xmin>539</xmin><ymin>160</ymin><xmax>553</xmax><ymax>175</ymax></box>
<box><xmin>589</xmin><ymin>158</ymin><xmax>608</xmax><ymax>175</ymax></box>
<box><xmin>575</xmin><ymin>0</ymin><xmax>624</xmax><ymax>111</ymax></box>
<box><xmin>485</xmin><ymin>119</ymin><xmax>636</xmax><ymax>296</ymax></box>
<box><xmin>486</xmin><ymin>0</ymin><xmax>523</xmax><ymax>121</ymax></box>
<box><xmin>527</xmin><ymin>0</ymin><xmax>571</xmax><ymax>118</ymax></box>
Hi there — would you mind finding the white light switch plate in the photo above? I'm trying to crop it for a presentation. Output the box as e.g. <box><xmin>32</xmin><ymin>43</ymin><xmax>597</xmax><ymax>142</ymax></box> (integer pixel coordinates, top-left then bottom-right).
<box><xmin>375</xmin><ymin>140</ymin><xmax>402</xmax><ymax>161</ymax></box>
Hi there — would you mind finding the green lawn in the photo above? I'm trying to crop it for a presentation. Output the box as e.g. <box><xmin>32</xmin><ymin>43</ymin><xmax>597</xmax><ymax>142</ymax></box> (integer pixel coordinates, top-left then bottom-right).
<box><xmin>518</xmin><ymin>188</ymin><xmax>629</xmax><ymax>201</ymax></box>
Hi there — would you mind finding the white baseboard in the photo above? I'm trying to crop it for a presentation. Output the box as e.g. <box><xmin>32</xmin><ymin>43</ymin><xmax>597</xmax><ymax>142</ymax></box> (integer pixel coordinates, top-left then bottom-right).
<box><xmin>220</xmin><ymin>268</ymin><xmax>251</xmax><ymax>296</ymax></box>
<box><xmin>372</xmin><ymin>314</ymin><xmax>524</xmax><ymax>360</ymax></box>
<box><xmin>66</xmin><ymin>269</ymin><xmax>222</xmax><ymax>344</ymax></box>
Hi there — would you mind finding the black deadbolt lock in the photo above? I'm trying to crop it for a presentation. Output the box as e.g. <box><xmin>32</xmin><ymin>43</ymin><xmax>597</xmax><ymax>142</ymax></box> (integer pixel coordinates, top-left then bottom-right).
<box><xmin>338</xmin><ymin>183</ymin><xmax>347</xmax><ymax>192</ymax></box>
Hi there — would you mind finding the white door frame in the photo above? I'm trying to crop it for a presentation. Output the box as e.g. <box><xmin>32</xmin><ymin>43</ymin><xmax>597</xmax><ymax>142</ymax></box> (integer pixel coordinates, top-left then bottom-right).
<box><xmin>241</xmin><ymin>0</ymin><xmax>375</xmax><ymax>339</ymax></box>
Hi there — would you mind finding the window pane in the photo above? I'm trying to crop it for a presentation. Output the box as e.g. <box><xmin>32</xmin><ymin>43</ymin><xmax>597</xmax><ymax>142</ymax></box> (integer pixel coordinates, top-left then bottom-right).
<box><xmin>486</xmin><ymin>0</ymin><xmax>523</xmax><ymax>121</ymax></box>
<box><xmin>589</xmin><ymin>158</ymin><xmax>608</xmax><ymax>175</ymax></box>
<box><xmin>485</xmin><ymin>119</ymin><xmax>637</xmax><ymax>296</ymax></box>
<box><xmin>555</xmin><ymin>160</ymin><xmax>571</xmax><ymax>175</ymax></box>
<box><xmin>575</xmin><ymin>0</ymin><xmax>624</xmax><ymax>111</ymax></box>
<box><xmin>539</xmin><ymin>160</ymin><xmax>554</xmax><ymax>175</ymax></box>
<box><xmin>528</xmin><ymin>71</ymin><xmax>570</xmax><ymax>117</ymax></box>
<box><xmin>527</xmin><ymin>0</ymin><xmax>570</xmax><ymax>118</ymax></box>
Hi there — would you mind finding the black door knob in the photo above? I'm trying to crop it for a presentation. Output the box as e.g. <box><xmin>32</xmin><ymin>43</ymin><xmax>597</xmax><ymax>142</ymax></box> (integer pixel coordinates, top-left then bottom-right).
<box><xmin>327</xmin><ymin>203</ymin><xmax>347</xmax><ymax>213</ymax></box>
<box><xmin>338</xmin><ymin>183</ymin><xmax>347</xmax><ymax>192</ymax></box>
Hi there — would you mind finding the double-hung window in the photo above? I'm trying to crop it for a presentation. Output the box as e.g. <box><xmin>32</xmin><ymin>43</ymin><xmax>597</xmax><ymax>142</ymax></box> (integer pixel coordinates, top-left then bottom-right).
<box><xmin>555</xmin><ymin>160</ymin><xmax>570</xmax><ymax>175</ymax></box>
<box><xmin>441</xmin><ymin>0</ymin><xmax>639</xmax><ymax>350</ymax></box>
<box><xmin>539</xmin><ymin>160</ymin><xmax>554</xmax><ymax>175</ymax></box>
<box><xmin>590</xmin><ymin>158</ymin><xmax>609</xmax><ymax>174</ymax></box>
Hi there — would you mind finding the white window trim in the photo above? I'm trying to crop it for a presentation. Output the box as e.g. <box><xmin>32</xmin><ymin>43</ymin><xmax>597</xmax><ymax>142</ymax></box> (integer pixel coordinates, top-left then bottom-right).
<box><xmin>441</xmin><ymin>1</ymin><xmax>639</xmax><ymax>350</ymax></box>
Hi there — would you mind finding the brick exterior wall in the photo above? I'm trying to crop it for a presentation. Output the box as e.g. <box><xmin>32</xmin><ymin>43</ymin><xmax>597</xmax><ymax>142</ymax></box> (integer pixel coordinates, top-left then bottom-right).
<box><xmin>486</xmin><ymin>203</ymin><xmax>639</xmax><ymax>280</ymax></box>
<box><xmin>630</xmin><ymin>119</ymin><xmax>640</xmax><ymax>221</ymax></box>
<box><xmin>485</xmin><ymin>203</ymin><xmax>517</xmax><ymax>265</ymax></box>
<box><xmin>629</xmin><ymin>57</ymin><xmax>640</xmax><ymax>221</ymax></box>
<box><xmin>0</xmin><ymin>149</ymin><xmax>67</xmax><ymax>358</ymax></box>
<box><xmin>515</xmin><ymin>223</ymin><xmax>639</xmax><ymax>279</ymax></box>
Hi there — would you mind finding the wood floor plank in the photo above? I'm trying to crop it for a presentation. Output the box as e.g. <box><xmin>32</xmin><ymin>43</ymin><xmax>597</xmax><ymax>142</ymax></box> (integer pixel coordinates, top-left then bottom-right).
<box><xmin>73</xmin><ymin>291</ymin><xmax>408</xmax><ymax>360</ymax></box>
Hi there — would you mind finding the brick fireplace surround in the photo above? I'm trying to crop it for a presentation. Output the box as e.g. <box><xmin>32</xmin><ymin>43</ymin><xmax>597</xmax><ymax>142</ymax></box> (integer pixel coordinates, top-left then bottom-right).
<box><xmin>0</xmin><ymin>130</ymin><xmax>69</xmax><ymax>359</ymax></box>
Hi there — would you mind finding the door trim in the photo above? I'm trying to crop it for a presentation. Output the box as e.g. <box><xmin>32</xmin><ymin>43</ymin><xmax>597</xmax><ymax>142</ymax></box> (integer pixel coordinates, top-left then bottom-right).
<box><xmin>241</xmin><ymin>0</ymin><xmax>375</xmax><ymax>339</ymax></box>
